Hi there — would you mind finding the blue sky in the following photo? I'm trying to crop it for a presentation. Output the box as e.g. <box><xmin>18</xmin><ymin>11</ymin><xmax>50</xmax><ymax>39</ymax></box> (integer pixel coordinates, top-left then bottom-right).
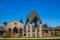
<box><xmin>0</xmin><ymin>0</ymin><xmax>60</xmax><ymax>27</ymax></box>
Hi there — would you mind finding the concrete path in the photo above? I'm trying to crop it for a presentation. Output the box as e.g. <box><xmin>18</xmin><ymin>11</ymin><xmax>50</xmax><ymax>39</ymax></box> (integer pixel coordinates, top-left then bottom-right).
<box><xmin>0</xmin><ymin>37</ymin><xmax>60</xmax><ymax>39</ymax></box>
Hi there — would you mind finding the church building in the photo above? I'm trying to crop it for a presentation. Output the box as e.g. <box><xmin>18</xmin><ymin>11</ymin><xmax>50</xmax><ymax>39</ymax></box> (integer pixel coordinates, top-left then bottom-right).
<box><xmin>3</xmin><ymin>10</ymin><xmax>60</xmax><ymax>37</ymax></box>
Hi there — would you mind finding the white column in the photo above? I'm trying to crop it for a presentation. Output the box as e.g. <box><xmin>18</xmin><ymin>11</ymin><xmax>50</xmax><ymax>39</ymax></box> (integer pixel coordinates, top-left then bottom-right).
<box><xmin>53</xmin><ymin>31</ymin><xmax>55</xmax><ymax>35</ymax></box>
<box><xmin>44</xmin><ymin>31</ymin><xmax>45</xmax><ymax>34</ymax></box>
<box><xmin>22</xmin><ymin>24</ymin><xmax>24</xmax><ymax>36</ymax></box>
<box><xmin>39</xmin><ymin>24</ymin><xmax>42</xmax><ymax>37</ymax></box>
<box><xmin>18</xmin><ymin>28</ymin><xmax>19</xmax><ymax>36</ymax></box>
<box><xmin>48</xmin><ymin>31</ymin><xmax>51</xmax><ymax>36</ymax></box>
<box><xmin>35</xmin><ymin>27</ymin><xmax>37</xmax><ymax>37</ymax></box>
<box><xmin>11</xmin><ymin>28</ymin><xmax>14</xmax><ymax>37</ymax></box>
<box><xmin>30</xmin><ymin>23</ymin><xmax>32</xmax><ymax>37</ymax></box>
<box><xmin>11</xmin><ymin>28</ymin><xmax>13</xmax><ymax>34</ymax></box>
<box><xmin>26</xmin><ymin>25</ymin><xmax>28</xmax><ymax>37</ymax></box>
<box><xmin>48</xmin><ymin>31</ymin><xmax>51</xmax><ymax>34</ymax></box>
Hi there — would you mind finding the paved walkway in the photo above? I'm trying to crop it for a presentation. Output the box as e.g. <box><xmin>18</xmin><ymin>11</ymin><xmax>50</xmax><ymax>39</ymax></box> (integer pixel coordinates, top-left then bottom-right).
<box><xmin>0</xmin><ymin>37</ymin><xmax>60</xmax><ymax>39</ymax></box>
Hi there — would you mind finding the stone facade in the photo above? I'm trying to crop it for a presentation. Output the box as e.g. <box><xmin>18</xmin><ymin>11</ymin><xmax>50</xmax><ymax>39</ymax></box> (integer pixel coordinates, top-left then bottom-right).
<box><xmin>3</xmin><ymin>20</ymin><xmax>43</xmax><ymax>37</ymax></box>
<box><xmin>2</xmin><ymin>21</ymin><xmax>60</xmax><ymax>37</ymax></box>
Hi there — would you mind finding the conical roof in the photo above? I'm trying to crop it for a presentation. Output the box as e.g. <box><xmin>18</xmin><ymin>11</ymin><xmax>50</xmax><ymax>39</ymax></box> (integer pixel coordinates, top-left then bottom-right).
<box><xmin>27</xmin><ymin>10</ymin><xmax>40</xmax><ymax>23</ymax></box>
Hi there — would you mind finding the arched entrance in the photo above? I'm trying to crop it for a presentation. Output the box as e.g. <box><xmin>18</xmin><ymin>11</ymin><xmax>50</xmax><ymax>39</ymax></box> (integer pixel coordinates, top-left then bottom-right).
<box><xmin>19</xmin><ymin>28</ymin><xmax>22</xmax><ymax>33</ymax></box>
<box><xmin>19</xmin><ymin>28</ymin><xmax>22</xmax><ymax>36</ymax></box>
<box><xmin>8</xmin><ymin>28</ymin><xmax>11</xmax><ymax>33</ymax></box>
<box><xmin>13</xmin><ymin>27</ymin><xmax>18</xmax><ymax>33</ymax></box>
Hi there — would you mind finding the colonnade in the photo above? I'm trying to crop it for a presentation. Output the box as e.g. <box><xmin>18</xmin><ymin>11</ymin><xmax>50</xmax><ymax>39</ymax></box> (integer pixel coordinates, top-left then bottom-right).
<box><xmin>25</xmin><ymin>24</ymin><xmax>42</xmax><ymax>37</ymax></box>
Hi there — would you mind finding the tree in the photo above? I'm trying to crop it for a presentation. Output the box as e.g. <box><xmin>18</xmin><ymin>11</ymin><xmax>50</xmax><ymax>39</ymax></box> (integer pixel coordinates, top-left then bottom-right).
<box><xmin>44</xmin><ymin>24</ymin><xmax>48</xmax><ymax>28</ymax></box>
<box><xmin>20</xmin><ymin>19</ymin><xmax>23</xmax><ymax>23</ymax></box>
<box><xmin>3</xmin><ymin>21</ymin><xmax>7</xmax><ymax>26</ymax></box>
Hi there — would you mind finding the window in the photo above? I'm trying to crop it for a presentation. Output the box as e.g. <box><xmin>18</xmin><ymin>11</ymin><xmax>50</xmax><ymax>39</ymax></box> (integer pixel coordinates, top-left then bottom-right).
<box><xmin>14</xmin><ymin>22</ymin><xmax>17</xmax><ymax>25</ymax></box>
<box><xmin>24</xmin><ymin>34</ymin><xmax>26</xmax><ymax>36</ymax></box>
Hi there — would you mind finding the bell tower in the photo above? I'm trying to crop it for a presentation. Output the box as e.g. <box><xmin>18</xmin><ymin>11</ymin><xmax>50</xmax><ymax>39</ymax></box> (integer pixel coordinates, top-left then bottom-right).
<box><xmin>26</xmin><ymin>9</ymin><xmax>43</xmax><ymax>37</ymax></box>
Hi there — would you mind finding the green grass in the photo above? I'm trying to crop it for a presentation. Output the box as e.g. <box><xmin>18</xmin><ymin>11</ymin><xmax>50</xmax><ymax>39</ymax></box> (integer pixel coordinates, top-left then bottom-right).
<box><xmin>0</xmin><ymin>37</ymin><xmax>60</xmax><ymax>40</ymax></box>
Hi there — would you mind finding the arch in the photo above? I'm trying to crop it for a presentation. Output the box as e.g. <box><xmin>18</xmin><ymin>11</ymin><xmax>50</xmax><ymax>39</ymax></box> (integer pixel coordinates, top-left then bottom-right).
<box><xmin>13</xmin><ymin>27</ymin><xmax>18</xmax><ymax>33</ymax></box>
<box><xmin>19</xmin><ymin>28</ymin><xmax>22</xmax><ymax>33</ymax></box>
<box><xmin>8</xmin><ymin>28</ymin><xmax>11</xmax><ymax>33</ymax></box>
